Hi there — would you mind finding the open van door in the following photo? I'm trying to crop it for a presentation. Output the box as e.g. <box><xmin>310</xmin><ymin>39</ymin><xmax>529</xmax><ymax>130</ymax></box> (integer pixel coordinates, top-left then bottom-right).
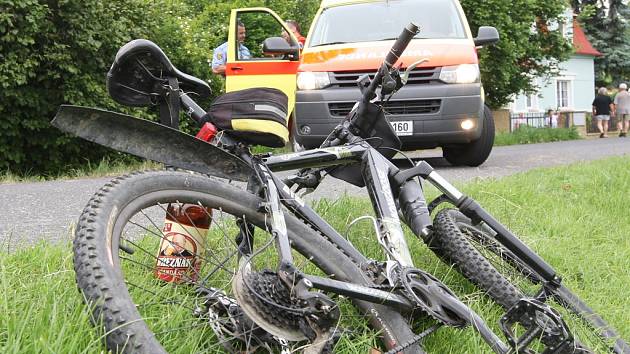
<box><xmin>226</xmin><ymin>8</ymin><xmax>300</xmax><ymax>127</ymax></box>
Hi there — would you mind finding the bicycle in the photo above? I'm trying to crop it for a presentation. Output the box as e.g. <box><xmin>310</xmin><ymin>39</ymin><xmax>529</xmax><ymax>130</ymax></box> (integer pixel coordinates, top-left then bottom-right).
<box><xmin>52</xmin><ymin>24</ymin><xmax>629</xmax><ymax>353</ymax></box>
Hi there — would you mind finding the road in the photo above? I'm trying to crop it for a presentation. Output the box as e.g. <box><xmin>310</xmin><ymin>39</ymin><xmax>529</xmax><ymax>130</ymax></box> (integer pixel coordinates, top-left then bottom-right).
<box><xmin>1</xmin><ymin>137</ymin><xmax>629</xmax><ymax>248</ymax></box>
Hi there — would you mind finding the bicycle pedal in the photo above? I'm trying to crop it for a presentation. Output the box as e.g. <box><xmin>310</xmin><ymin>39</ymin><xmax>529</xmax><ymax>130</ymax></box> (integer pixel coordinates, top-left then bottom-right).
<box><xmin>500</xmin><ymin>298</ymin><xmax>591</xmax><ymax>354</ymax></box>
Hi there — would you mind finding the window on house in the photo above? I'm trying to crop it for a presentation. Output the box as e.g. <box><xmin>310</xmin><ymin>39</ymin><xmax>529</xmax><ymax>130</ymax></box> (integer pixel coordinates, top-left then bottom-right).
<box><xmin>556</xmin><ymin>80</ymin><xmax>570</xmax><ymax>108</ymax></box>
<box><xmin>526</xmin><ymin>94</ymin><xmax>537</xmax><ymax>110</ymax></box>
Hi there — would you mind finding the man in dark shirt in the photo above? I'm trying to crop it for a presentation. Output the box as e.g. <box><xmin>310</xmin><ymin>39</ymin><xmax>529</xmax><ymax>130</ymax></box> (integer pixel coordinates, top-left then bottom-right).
<box><xmin>592</xmin><ymin>87</ymin><xmax>614</xmax><ymax>138</ymax></box>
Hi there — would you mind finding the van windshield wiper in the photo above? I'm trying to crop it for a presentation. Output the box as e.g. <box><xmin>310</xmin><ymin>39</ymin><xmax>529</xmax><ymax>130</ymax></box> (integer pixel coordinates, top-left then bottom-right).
<box><xmin>311</xmin><ymin>41</ymin><xmax>348</xmax><ymax>47</ymax></box>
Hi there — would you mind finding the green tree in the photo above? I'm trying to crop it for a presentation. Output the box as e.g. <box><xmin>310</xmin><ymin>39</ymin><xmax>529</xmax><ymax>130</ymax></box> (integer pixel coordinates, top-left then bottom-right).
<box><xmin>0</xmin><ymin>0</ymin><xmax>159</xmax><ymax>174</ymax></box>
<box><xmin>572</xmin><ymin>0</ymin><xmax>630</xmax><ymax>86</ymax></box>
<box><xmin>460</xmin><ymin>0</ymin><xmax>573</xmax><ymax>108</ymax></box>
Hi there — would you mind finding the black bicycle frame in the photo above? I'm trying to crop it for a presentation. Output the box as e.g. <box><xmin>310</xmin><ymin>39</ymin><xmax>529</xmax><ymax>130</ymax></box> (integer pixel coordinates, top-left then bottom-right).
<box><xmin>259</xmin><ymin>143</ymin><xmax>566</xmax><ymax>353</ymax></box>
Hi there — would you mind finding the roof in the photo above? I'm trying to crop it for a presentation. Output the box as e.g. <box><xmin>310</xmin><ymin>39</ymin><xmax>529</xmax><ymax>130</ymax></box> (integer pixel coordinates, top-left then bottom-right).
<box><xmin>573</xmin><ymin>19</ymin><xmax>601</xmax><ymax>56</ymax></box>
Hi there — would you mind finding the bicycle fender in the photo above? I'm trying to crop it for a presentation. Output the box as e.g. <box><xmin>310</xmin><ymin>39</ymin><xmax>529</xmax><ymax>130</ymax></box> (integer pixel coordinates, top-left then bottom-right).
<box><xmin>51</xmin><ymin>105</ymin><xmax>253</xmax><ymax>181</ymax></box>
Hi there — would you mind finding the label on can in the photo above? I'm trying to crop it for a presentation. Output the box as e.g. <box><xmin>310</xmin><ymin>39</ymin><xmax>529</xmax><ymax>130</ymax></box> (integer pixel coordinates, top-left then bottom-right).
<box><xmin>155</xmin><ymin>221</ymin><xmax>207</xmax><ymax>283</ymax></box>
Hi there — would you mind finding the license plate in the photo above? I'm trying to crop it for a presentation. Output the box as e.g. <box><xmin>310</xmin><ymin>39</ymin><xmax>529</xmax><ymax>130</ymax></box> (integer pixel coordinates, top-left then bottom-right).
<box><xmin>390</xmin><ymin>120</ymin><xmax>413</xmax><ymax>136</ymax></box>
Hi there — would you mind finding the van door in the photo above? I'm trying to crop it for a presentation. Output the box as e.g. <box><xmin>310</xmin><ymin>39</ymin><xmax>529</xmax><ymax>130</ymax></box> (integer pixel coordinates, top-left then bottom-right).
<box><xmin>226</xmin><ymin>8</ymin><xmax>300</xmax><ymax>122</ymax></box>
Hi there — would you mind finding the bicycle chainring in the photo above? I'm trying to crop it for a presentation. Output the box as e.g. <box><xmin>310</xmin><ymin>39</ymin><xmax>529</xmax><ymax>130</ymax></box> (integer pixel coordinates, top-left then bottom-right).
<box><xmin>400</xmin><ymin>267</ymin><xmax>470</xmax><ymax>328</ymax></box>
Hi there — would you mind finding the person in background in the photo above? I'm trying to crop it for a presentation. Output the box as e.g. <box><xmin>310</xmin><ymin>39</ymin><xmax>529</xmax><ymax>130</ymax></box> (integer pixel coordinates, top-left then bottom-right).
<box><xmin>592</xmin><ymin>87</ymin><xmax>614</xmax><ymax>138</ymax></box>
<box><xmin>282</xmin><ymin>20</ymin><xmax>306</xmax><ymax>48</ymax></box>
<box><xmin>613</xmin><ymin>82</ymin><xmax>630</xmax><ymax>137</ymax></box>
<box><xmin>211</xmin><ymin>21</ymin><xmax>251</xmax><ymax>76</ymax></box>
<box><xmin>546</xmin><ymin>109</ymin><xmax>559</xmax><ymax>128</ymax></box>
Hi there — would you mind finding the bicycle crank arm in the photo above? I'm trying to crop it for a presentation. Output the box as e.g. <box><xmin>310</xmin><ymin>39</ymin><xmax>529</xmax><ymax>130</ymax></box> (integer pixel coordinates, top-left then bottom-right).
<box><xmin>306</xmin><ymin>274</ymin><xmax>510</xmax><ymax>354</ymax></box>
<box><xmin>304</xmin><ymin>275</ymin><xmax>415</xmax><ymax>311</ymax></box>
<box><xmin>52</xmin><ymin>105</ymin><xmax>252</xmax><ymax>181</ymax></box>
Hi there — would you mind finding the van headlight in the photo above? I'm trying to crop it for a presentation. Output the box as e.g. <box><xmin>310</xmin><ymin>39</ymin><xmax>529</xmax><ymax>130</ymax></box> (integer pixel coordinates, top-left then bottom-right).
<box><xmin>297</xmin><ymin>72</ymin><xmax>331</xmax><ymax>90</ymax></box>
<box><xmin>439</xmin><ymin>64</ymin><xmax>480</xmax><ymax>84</ymax></box>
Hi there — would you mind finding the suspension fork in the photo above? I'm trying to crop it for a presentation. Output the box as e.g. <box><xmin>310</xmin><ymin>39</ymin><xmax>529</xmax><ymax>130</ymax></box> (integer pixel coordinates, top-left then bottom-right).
<box><xmin>393</xmin><ymin>161</ymin><xmax>562</xmax><ymax>287</ymax></box>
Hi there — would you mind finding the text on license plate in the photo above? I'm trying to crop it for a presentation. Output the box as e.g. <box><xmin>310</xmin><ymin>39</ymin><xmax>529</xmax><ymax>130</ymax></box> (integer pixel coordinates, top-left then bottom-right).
<box><xmin>390</xmin><ymin>121</ymin><xmax>413</xmax><ymax>136</ymax></box>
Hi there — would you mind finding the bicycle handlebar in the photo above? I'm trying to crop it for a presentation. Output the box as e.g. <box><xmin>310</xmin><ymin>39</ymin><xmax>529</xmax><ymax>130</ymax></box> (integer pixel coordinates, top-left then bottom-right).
<box><xmin>386</xmin><ymin>23</ymin><xmax>420</xmax><ymax>68</ymax></box>
<box><xmin>347</xmin><ymin>23</ymin><xmax>419</xmax><ymax>140</ymax></box>
<box><xmin>362</xmin><ymin>23</ymin><xmax>419</xmax><ymax>103</ymax></box>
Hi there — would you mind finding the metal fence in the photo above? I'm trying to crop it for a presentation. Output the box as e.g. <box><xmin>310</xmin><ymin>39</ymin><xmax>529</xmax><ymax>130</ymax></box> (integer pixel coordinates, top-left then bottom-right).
<box><xmin>509</xmin><ymin>112</ymin><xmax>550</xmax><ymax>132</ymax></box>
<box><xmin>586</xmin><ymin>115</ymin><xmax>620</xmax><ymax>134</ymax></box>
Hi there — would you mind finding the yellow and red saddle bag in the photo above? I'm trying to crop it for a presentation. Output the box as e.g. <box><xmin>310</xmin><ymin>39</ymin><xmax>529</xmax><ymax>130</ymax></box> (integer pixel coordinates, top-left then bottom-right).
<box><xmin>201</xmin><ymin>88</ymin><xmax>289</xmax><ymax>147</ymax></box>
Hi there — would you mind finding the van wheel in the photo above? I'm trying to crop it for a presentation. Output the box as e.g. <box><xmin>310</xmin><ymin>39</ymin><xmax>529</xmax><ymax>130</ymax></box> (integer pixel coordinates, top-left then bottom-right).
<box><xmin>289</xmin><ymin>116</ymin><xmax>305</xmax><ymax>152</ymax></box>
<box><xmin>443</xmin><ymin>105</ymin><xmax>494</xmax><ymax>166</ymax></box>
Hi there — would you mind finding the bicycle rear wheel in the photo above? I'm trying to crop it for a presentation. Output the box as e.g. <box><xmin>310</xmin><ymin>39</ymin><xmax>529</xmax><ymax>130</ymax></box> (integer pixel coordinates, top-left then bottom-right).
<box><xmin>73</xmin><ymin>170</ymin><xmax>421</xmax><ymax>353</ymax></box>
<box><xmin>428</xmin><ymin>208</ymin><xmax>629</xmax><ymax>353</ymax></box>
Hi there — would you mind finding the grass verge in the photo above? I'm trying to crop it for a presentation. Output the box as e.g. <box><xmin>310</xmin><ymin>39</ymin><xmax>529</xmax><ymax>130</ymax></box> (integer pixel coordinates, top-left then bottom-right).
<box><xmin>0</xmin><ymin>157</ymin><xmax>162</xmax><ymax>184</ymax></box>
<box><xmin>1</xmin><ymin>156</ymin><xmax>629</xmax><ymax>353</ymax></box>
<box><xmin>494</xmin><ymin>126</ymin><xmax>582</xmax><ymax>146</ymax></box>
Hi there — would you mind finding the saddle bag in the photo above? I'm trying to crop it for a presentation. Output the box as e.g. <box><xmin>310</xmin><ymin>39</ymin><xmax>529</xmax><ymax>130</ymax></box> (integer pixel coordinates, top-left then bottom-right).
<box><xmin>201</xmin><ymin>88</ymin><xmax>289</xmax><ymax>147</ymax></box>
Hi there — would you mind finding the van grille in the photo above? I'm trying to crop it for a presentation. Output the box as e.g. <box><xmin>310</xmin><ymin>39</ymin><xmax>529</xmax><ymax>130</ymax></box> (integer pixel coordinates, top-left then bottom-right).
<box><xmin>330</xmin><ymin>67</ymin><xmax>440</xmax><ymax>88</ymax></box>
<box><xmin>329</xmin><ymin>99</ymin><xmax>441</xmax><ymax>117</ymax></box>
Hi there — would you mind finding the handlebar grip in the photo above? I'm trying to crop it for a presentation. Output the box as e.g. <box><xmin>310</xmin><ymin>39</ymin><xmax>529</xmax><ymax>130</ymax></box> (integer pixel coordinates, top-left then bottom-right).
<box><xmin>384</xmin><ymin>23</ymin><xmax>419</xmax><ymax>68</ymax></box>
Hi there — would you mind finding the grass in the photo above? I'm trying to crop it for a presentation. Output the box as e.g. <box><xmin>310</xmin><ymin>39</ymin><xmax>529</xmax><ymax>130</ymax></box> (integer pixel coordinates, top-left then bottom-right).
<box><xmin>1</xmin><ymin>156</ymin><xmax>629</xmax><ymax>353</ymax></box>
<box><xmin>494</xmin><ymin>126</ymin><xmax>582</xmax><ymax>146</ymax></box>
<box><xmin>0</xmin><ymin>157</ymin><xmax>162</xmax><ymax>184</ymax></box>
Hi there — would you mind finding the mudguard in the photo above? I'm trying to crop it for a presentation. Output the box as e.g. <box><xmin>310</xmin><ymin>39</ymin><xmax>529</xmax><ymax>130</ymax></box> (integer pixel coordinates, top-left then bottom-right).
<box><xmin>51</xmin><ymin>105</ymin><xmax>252</xmax><ymax>181</ymax></box>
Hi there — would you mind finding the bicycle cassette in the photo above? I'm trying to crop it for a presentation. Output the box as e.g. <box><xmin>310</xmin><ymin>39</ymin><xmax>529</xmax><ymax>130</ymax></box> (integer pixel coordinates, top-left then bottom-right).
<box><xmin>233</xmin><ymin>260</ymin><xmax>308</xmax><ymax>341</ymax></box>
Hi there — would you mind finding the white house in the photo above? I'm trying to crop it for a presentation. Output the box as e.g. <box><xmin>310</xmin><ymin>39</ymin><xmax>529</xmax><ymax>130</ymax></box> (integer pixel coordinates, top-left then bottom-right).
<box><xmin>509</xmin><ymin>12</ymin><xmax>601</xmax><ymax>128</ymax></box>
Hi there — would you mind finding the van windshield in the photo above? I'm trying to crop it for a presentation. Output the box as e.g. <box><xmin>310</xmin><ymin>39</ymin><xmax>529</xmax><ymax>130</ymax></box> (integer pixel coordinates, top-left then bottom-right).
<box><xmin>309</xmin><ymin>0</ymin><xmax>467</xmax><ymax>47</ymax></box>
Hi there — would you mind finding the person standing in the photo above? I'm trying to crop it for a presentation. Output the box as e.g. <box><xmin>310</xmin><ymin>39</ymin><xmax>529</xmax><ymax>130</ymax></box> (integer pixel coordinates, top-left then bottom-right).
<box><xmin>211</xmin><ymin>21</ymin><xmax>251</xmax><ymax>76</ymax></box>
<box><xmin>546</xmin><ymin>109</ymin><xmax>559</xmax><ymax>128</ymax></box>
<box><xmin>282</xmin><ymin>20</ymin><xmax>306</xmax><ymax>48</ymax></box>
<box><xmin>592</xmin><ymin>87</ymin><xmax>614</xmax><ymax>138</ymax></box>
<box><xmin>613</xmin><ymin>82</ymin><xmax>630</xmax><ymax>137</ymax></box>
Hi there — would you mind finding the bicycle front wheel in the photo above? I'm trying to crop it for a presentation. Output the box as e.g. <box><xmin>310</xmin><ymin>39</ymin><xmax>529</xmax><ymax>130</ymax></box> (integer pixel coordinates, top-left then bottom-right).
<box><xmin>429</xmin><ymin>208</ymin><xmax>629</xmax><ymax>353</ymax></box>
<box><xmin>73</xmin><ymin>170</ymin><xmax>420</xmax><ymax>353</ymax></box>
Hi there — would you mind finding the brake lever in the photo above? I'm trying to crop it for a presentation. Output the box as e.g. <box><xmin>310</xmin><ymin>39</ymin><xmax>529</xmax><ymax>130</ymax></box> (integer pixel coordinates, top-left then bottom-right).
<box><xmin>400</xmin><ymin>58</ymin><xmax>430</xmax><ymax>85</ymax></box>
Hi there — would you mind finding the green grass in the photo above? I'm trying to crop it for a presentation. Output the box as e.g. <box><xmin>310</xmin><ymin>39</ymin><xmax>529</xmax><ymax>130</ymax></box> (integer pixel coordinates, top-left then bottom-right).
<box><xmin>0</xmin><ymin>157</ymin><xmax>162</xmax><ymax>184</ymax></box>
<box><xmin>1</xmin><ymin>156</ymin><xmax>629</xmax><ymax>353</ymax></box>
<box><xmin>494</xmin><ymin>126</ymin><xmax>582</xmax><ymax>146</ymax></box>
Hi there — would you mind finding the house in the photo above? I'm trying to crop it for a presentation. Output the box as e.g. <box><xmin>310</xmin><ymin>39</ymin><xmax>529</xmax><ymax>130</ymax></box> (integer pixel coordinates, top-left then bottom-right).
<box><xmin>508</xmin><ymin>12</ymin><xmax>601</xmax><ymax>128</ymax></box>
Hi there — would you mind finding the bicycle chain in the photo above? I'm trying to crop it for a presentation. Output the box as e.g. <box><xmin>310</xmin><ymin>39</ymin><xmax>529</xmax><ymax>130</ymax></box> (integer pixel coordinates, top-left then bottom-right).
<box><xmin>383</xmin><ymin>324</ymin><xmax>442</xmax><ymax>354</ymax></box>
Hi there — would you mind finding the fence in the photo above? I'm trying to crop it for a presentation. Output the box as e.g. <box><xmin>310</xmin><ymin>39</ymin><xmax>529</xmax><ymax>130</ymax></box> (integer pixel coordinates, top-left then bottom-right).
<box><xmin>510</xmin><ymin>112</ymin><xmax>554</xmax><ymax>132</ymax></box>
<box><xmin>585</xmin><ymin>114</ymin><xmax>620</xmax><ymax>134</ymax></box>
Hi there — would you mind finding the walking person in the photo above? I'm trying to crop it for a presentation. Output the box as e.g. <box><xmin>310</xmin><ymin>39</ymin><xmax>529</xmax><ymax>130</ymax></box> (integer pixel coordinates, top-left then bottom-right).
<box><xmin>613</xmin><ymin>83</ymin><xmax>630</xmax><ymax>137</ymax></box>
<box><xmin>592</xmin><ymin>87</ymin><xmax>614</xmax><ymax>138</ymax></box>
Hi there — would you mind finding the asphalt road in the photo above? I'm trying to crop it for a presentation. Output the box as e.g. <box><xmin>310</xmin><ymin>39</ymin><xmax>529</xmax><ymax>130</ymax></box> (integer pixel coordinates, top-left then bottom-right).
<box><xmin>1</xmin><ymin>137</ymin><xmax>629</xmax><ymax>248</ymax></box>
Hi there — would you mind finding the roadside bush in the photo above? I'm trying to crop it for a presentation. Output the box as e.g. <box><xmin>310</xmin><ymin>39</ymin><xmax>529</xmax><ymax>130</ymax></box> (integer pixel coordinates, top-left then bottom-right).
<box><xmin>0</xmin><ymin>0</ymin><xmax>319</xmax><ymax>176</ymax></box>
<box><xmin>0</xmin><ymin>0</ymin><xmax>162</xmax><ymax>175</ymax></box>
<box><xmin>494</xmin><ymin>126</ymin><xmax>582</xmax><ymax>146</ymax></box>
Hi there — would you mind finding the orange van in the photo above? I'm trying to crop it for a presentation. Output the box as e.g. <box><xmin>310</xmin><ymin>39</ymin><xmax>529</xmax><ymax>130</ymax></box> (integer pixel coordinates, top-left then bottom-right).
<box><xmin>224</xmin><ymin>0</ymin><xmax>498</xmax><ymax>166</ymax></box>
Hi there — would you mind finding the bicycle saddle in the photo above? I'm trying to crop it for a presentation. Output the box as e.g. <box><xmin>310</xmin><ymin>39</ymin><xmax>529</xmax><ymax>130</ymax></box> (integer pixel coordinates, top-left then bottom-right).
<box><xmin>107</xmin><ymin>39</ymin><xmax>211</xmax><ymax>107</ymax></box>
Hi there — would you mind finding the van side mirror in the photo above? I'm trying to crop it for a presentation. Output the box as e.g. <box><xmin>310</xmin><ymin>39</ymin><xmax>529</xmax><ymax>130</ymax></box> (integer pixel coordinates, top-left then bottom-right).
<box><xmin>474</xmin><ymin>26</ymin><xmax>499</xmax><ymax>47</ymax></box>
<box><xmin>262</xmin><ymin>37</ymin><xmax>300</xmax><ymax>60</ymax></box>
